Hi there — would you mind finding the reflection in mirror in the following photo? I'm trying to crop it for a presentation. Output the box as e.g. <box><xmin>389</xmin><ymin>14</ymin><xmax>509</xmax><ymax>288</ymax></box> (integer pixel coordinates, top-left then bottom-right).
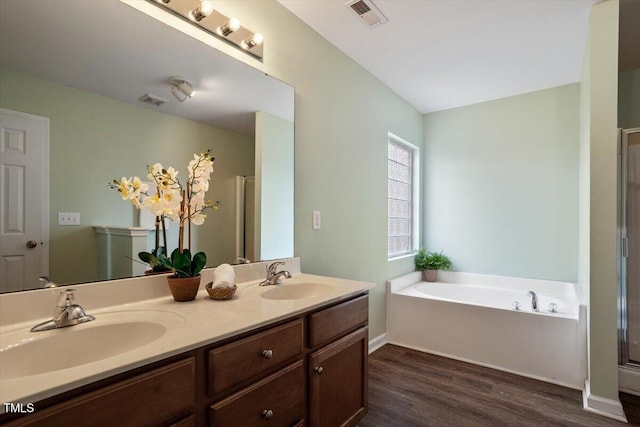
<box><xmin>0</xmin><ymin>0</ymin><xmax>294</xmax><ymax>293</ymax></box>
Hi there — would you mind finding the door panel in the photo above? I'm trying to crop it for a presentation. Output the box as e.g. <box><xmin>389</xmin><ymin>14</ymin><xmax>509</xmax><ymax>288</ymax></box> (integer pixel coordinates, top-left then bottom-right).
<box><xmin>0</xmin><ymin>109</ymin><xmax>48</xmax><ymax>292</ymax></box>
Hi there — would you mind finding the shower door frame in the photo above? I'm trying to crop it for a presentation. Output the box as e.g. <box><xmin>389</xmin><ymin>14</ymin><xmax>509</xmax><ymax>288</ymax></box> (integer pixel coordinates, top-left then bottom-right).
<box><xmin>619</xmin><ymin>127</ymin><xmax>640</xmax><ymax>367</ymax></box>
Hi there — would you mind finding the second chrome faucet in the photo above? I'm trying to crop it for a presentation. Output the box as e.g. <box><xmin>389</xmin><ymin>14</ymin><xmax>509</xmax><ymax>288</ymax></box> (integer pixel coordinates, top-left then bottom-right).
<box><xmin>259</xmin><ymin>261</ymin><xmax>291</xmax><ymax>286</ymax></box>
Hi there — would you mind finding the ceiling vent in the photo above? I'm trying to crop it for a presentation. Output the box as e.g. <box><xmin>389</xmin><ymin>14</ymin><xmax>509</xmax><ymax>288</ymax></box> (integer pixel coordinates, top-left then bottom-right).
<box><xmin>345</xmin><ymin>0</ymin><xmax>388</xmax><ymax>28</ymax></box>
<box><xmin>138</xmin><ymin>93</ymin><xmax>169</xmax><ymax>106</ymax></box>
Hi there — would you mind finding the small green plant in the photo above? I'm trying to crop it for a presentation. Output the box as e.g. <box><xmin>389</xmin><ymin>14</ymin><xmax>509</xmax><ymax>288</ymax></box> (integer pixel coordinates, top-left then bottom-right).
<box><xmin>415</xmin><ymin>248</ymin><xmax>452</xmax><ymax>271</ymax></box>
<box><xmin>158</xmin><ymin>248</ymin><xmax>207</xmax><ymax>278</ymax></box>
<box><xmin>138</xmin><ymin>247</ymin><xmax>172</xmax><ymax>273</ymax></box>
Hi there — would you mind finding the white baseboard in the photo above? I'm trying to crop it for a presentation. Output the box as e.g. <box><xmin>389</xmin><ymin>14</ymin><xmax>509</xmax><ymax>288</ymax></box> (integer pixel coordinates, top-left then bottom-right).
<box><xmin>583</xmin><ymin>379</ymin><xmax>628</xmax><ymax>423</ymax></box>
<box><xmin>369</xmin><ymin>333</ymin><xmax>387</xmax><ymax>354</ymax></box>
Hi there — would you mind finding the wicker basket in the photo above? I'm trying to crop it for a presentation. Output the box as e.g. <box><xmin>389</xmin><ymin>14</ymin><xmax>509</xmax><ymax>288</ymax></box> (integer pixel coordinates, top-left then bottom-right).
<box><xmin>205</xmin><ymin>282</ymin><xmax>237</xmax><ymax>300</ymax></box>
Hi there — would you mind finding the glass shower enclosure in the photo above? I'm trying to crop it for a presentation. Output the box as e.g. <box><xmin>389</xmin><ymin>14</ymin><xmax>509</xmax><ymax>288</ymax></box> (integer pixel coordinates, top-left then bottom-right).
<box><xmin>620</xmin><ymin>128</ymin><xmax>640</xmax><ymax>366</ymax></box>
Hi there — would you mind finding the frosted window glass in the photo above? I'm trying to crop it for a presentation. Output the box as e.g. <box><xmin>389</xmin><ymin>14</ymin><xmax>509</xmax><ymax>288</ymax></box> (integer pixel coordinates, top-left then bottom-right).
<box><xmin>388</xmin><ymin>138</ymin><xmax>415</xmax><ymax>258</ymax></box>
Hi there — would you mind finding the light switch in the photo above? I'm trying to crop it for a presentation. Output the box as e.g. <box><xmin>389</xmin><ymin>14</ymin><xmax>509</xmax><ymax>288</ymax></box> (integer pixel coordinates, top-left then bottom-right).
<box><xmin>312</xmin><ymin>211</ymin><xmax>321</xmax><ymax>230</ymax></box>
<box><xmin>58</xmin><ymin>212</ymin><xmax>80</xmax><ymax>226</ymax></box>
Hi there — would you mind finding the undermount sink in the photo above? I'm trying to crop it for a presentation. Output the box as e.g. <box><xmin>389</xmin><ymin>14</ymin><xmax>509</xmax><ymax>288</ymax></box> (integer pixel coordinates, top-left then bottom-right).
<box><xmin>260</xmin><ymin>283</ymin><xmax>334</xmax><ymax>300</ymax></box>
<box><xmin>0</xmin><ymin>311</ymin><xmax>183</xmax><ymax>380</ymax></box>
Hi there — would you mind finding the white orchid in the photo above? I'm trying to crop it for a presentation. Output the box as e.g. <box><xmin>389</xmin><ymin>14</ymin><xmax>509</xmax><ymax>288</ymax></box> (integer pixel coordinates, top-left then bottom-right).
<box><xmin>110</xmin><ymin>149</ymin><xmax>221</xmax><ymax>254</ymax></box>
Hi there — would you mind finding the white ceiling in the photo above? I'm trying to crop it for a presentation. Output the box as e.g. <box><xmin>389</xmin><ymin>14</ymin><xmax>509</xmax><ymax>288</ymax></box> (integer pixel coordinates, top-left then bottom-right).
<box><xmin>278</xmin><ymin>0</ymin><xmax>598</xmax><ymax>113</ymax></box>
<box><xmin>0</xmin><ymin>0</ymin><xmax>293</xmax><ymax>136</ymax></box>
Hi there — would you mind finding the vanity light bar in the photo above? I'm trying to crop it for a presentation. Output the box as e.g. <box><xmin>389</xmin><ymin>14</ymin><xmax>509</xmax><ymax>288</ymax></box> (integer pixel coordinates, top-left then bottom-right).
<box><xmin>150</xmin><ymin>0</ymin><xmax>264</xmax><ymax>60</ymax></box>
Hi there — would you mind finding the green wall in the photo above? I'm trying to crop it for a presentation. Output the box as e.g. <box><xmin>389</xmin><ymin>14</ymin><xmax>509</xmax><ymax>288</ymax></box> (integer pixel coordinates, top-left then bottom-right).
<box><xmin>423</xmin><ymin>84</ymin><xmax>580</xmax><ymax>282</ymax></box>
<box><xmin>255</xmin><ymin>111</ymin><xmax>294</xmax><ymax>261</ymax></box>
<box><xmin>619</xmin><ymin>68</ymin><xmax>640</xmax><ymax>129</ymax></box>
<box><xmin>0</xmin><ymin>67</ymin><xmax>254</xmax><ymax>285</ymax></box>
<box><xmin>209</xmin><ymin>1</ymin><xmax>424</xmax><ymax>339</ymax></box>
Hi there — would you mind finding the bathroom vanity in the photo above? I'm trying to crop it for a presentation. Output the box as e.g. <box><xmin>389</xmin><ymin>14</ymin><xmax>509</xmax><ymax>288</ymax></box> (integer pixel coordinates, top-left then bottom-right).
<box><xmin>0</xmin><ymin>261</ymin><xmax>372</xmax><ymax>427</ymax></box>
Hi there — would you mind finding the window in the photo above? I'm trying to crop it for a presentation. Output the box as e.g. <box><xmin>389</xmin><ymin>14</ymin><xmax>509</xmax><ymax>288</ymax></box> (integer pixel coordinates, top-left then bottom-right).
<box><xmin>388</xmin><ymin>133</ymin><xmax>419</xmax><ymax>259</ymax></box>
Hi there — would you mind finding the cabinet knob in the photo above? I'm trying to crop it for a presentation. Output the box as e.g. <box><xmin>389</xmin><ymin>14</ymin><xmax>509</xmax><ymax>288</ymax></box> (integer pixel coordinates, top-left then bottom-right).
<box><xmin>262</xmin><ymin>349</ymin><xmax>273</xmax><ymax>359</ymax></box>
<box><xmin>262</xmin><ymin>409</ymin><xmax>274</xmax><ymax>420</ymax></box>
<box><xmin>314</xmin><ymin>366</ymin><xmax>323</xmax><ymax>375</ymax></box>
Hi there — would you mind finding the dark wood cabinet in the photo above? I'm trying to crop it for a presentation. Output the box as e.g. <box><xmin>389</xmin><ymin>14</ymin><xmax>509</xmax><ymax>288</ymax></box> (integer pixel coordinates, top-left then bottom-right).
<box><xmin>4</xmin><ymin>358</ymin><xmax>195</xmax><ymax>427</ymax></box>
<box><xmin>208</xmin><ymin>319</ymin><xmax>304</xmax><ymax>397</ymax></box>
<box><xmin>308</xmin><ymin>327</ymin><xmax>369</xmax><ymax>427</ymax></box>
<box><xmin>210</xmin><ymin>361</ymin><xmax>305</xmax><ymax>427</ymax></box>
<box><xmin>2</xmin><ymin>293</ymin><xmax>368</xmax><ymax>427</ymax></box>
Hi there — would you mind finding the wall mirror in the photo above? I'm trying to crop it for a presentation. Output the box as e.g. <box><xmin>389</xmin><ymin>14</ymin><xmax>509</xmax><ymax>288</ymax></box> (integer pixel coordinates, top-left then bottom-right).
<box><xmin>0</xmin><ymin>0</ymin><xmax>294</xmax><ymax>293</ymax></box>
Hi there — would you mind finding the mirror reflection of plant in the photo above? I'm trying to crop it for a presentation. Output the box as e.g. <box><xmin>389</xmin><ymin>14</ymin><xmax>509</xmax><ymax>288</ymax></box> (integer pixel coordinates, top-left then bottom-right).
<box><xmin>109</xmin><ymin>150</ymin><xmax>221</xmax><ymax>276</ymax></box>
<box><xmin>138</xmin><ymin>247</ymin><xmax>171</xmax><ymax>273</ymax></box>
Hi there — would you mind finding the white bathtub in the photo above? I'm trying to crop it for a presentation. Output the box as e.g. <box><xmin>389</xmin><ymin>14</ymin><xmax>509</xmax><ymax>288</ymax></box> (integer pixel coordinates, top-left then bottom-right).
<box><xmin>386</xmin><ymin>271</ymin><xmax>587</xmax><ymax>389</ymax></box>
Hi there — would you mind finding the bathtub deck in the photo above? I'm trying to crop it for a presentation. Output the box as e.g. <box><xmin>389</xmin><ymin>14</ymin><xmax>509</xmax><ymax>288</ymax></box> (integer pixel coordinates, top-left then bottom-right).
<box><xmin>361</xmin><ymin>345</ymin><xmax>632</xmax><ymax>427</ymax></box>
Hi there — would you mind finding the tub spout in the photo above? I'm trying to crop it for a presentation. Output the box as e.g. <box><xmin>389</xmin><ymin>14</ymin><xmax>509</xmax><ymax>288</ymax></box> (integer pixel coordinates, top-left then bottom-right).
<box><xmin>527</xmin><ymin>291</ymin><xmax>539</xmax><ymax>312</ymax></box>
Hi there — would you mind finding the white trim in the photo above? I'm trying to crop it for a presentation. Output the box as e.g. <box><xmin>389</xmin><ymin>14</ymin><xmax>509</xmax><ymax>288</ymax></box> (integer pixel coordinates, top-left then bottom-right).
<box><xmin>369</xmin><ymin>333</ymin><xmax>387</xmax><ymax>354</ymax></box>
<box><xmin>387</xmin><ymin>132</ymin><xmax>420</xmax><ymax>259</ymax></box>
<box><xmin>93</xmin><ymin>226</ymin><xmax>151</xmax><ymax>237</ymax></box>
<box><xmin>583</xmin><ymin>379</ymin><xmax>628</xmax><ymax>422</ymax></box>
<box><xmin>388</xmin><ymin>252</ymin><xmax>415</xmax><ymax>262</ymax></box>
<box><xmin>235</xmin><ymin>176</ymin><xmax>245</xmax><ymax>260</ymax></box>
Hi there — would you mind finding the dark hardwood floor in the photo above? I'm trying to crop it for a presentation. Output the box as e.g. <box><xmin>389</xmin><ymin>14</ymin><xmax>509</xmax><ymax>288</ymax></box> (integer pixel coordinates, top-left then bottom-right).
<box><xmin>360</xmin><ymin>345</ymin><xmax>640</xmax><ymax>427</ymax></box>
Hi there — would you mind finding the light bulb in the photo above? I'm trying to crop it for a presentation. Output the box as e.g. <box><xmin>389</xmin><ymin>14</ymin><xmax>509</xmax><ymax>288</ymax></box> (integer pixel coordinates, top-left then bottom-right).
<box><xmin>242</xmin><ymin>32</ymin><xmax>264</xmax><ymax>49</ymax></box>
<box><xmin>200</xmin><ymin>1</ymin><xmax>214</xmax><ymax>15</ymax></box>
<box><xmin>252</xmin><ymin>33</ymin><xmax>264</xmax><ymax>45</ymax></box>
<box><xmin>228</xmin><ymin>18</ymin><xmax>240</xmax><ymax>32</ymax></box>
<box><xmin>217</xmin><ymin>18</ymin><xmax>241</xmax><ymax>37</ymax></box>
<box><xmin>189</xmin><ymin>0</ymin><xmax>214</xmax><ymax>22</ymax></box>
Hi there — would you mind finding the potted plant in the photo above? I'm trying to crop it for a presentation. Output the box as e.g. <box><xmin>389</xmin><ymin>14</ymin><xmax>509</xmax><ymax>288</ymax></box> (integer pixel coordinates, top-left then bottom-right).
<box><xmin>157</xmin><ymin>248</ymin><xmax>207</xmax><ymax>301</ymax></box>
<box><xmin>415</xmin><ymin>248</ymin><xmax>452</xmax><ymax>282</ymax></box>
<box><xmin>111</xmin><ymin>150</ymin><xmax>220</xmax><ymax>301</ymax></box>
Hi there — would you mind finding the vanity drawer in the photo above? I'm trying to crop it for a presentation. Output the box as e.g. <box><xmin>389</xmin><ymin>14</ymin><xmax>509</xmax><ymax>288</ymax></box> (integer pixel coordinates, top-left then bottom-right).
<box><xmin>208</xmin><ymin>319</ymin><xmax>304</xmax><ymax>396</ymax></box>
<box><xmin>6</xmin><ymin>357</ymin><xmax>195</xmax><ymax>427</ymax></box>
<box><xmin>308</xmin><ymin>294</ymin><xmax>368</xmax><ymax>348</ymax></box>
<box><xmin>209</xmin><ymin>360</ymin><xmax>304</xmax><ymax>427</ymax></box>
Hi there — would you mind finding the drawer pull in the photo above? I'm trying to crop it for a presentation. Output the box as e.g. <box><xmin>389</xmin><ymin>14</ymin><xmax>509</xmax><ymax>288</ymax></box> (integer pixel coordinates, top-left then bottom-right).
<box><xmin>262</xmin><ymin>349</ymin><xmax>273</xmax><ymax>359</ymax></box>
<box><xmin>313</xmin><ymin>366</ymin><xmax>323</xmax><ymax>375</ymax></box>
<box><xmin>262</xmin><ymin>409</ymin><xmax>274</xmax><ymax>420</ymax></box>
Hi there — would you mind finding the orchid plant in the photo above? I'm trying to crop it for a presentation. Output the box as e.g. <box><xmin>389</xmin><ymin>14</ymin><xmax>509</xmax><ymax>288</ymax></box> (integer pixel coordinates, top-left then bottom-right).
<box><xmin>110</xmin><ymin>150</ymin><xmax>220</xmax><ymax>276</ymax></box>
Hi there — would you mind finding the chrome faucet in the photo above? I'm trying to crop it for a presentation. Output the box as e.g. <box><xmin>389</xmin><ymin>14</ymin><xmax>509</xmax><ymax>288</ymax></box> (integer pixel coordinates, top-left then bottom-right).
<box><xmin>31</xmin><ymin>289</ymin><xmax>95</xmax><ymax>332</ymax></box>
<box><xmin>39</xmin><ymin>276</ymin><xmax>57</xmax><ymax>288</ymax></box>
<box><xmin>259</xmin><ymin>261</ymin><xmax>291</xmax><ymax>286</ymax></box>
<box><xmin>527</xmin><ymin>290</ymin><xmax>539</xmax><ymax>312</ymax></box>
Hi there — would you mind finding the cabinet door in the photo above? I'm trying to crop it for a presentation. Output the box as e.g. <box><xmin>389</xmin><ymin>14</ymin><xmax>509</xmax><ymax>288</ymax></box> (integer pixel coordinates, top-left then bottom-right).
<box><xmin>210</xmin><ymin>361</ymin><xmax>305</xmax><ymax>427</ymax></box>
<box><xmin>308</xmin><ymin>327</ymin><xmax>368</xmax><ymax>427</ymax></box>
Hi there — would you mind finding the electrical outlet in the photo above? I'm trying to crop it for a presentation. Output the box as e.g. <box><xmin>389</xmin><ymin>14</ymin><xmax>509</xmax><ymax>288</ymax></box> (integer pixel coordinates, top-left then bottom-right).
<box><xmin>58</xmin><ymin>212</ymin><xmax>80</xmax><ymax>226</ymax></box>
<box><xmin>312</xmin><ymin>211</ymin><xmax>321</xmax><ymax>230</ymax></box>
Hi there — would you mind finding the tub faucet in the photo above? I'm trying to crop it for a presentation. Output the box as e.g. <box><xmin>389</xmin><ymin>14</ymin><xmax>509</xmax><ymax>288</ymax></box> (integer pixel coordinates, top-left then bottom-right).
<box><xmin>31</xmin><ymin>289</ymin><xmax>95</xmax><ymax>332</ymax></box>
<box><xmin>527</xmin><ymin>291</ymin><xmax>539</xmax><ymax>312</ymax></box>
<box><xmin>259</xmin><ymin>261</ymin><xmax>291</xmax><ymax>286</ymax></box>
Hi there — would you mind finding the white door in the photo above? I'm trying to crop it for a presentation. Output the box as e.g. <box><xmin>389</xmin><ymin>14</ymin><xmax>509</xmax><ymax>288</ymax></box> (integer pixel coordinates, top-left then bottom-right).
<box><xmin>0</xmin><ymin>108</ymin><xmax>49</xmax><ymax>292</ymax></box>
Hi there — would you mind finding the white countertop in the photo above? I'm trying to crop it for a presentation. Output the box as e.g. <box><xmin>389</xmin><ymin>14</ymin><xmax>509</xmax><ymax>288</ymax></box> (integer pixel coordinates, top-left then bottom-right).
<box><xmin>0</xmin><ymin>271</ymin><xmax>373</xmax><ymax>407</ymax></box>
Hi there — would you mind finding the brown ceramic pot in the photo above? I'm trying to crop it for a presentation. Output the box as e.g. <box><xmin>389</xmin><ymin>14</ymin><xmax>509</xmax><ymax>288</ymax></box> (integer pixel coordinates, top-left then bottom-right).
<box><xmin>422</xmin><ymin>269</ymin><xmax>438</xmax><ymax>282</ymax></box>
<box><xmin>166</xmin><ymin>275</ymin><xmax>201</xmax><ymax>302</ymax></box>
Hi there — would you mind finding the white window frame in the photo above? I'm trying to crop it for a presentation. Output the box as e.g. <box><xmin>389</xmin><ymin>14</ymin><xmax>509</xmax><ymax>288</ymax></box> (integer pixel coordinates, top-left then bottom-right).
<box><xmin>387</xmin><ymin>132</ymin><xmax>420</xmax><ymax>260</ymax></box>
